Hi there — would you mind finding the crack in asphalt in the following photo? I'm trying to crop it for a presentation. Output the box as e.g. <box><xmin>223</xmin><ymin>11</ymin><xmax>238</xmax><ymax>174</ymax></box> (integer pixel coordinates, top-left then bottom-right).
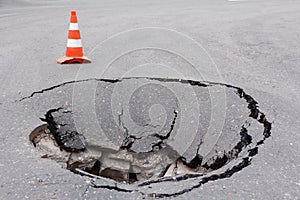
<box><xmin>152</xmin><ymin>109</ymin><xmax>178</xmax><ymax>141</ymax></box>
<box><xmin>18</xmin><ymin>78</ymin><xmax>120</xmax><ymax>102</ymax></box>
<box><xmin>81</xmin><ymin>183</ymin><xmax>91</xmax><ymax>198</ymax></box>
<box><xmin>18</xmin><ymin>77</ymin><xmax>211</xmax><ymax>102</ymax></box>
<box><xmin>90</xmin><ymin>180</ymin><xmax>136</xmax><ymax>193</ymax></box>
<box><xmin>119</xmin><ymin>108</ymin><xmax>178</xmax><ymax>152</ymax></box>
<box><xmin>118</xmin><ymin>108</ymin><xmax>144</xmax><ymax>150</ymax></box>
<box><xmin>27</xmin><ymin>77</ymin><xmax>272</xmax><ymax>198</ymax></box>
<box><xmin>145</xmin><ymin>157</ymin><xmax>252</xmax><ymax>198</ymax></box>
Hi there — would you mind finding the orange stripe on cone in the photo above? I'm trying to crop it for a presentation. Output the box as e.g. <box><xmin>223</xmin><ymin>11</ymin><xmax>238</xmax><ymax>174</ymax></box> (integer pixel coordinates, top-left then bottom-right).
<box><xmin>70</xmin><ymin>11</ymin><xmax>78</xmax><ymax>23</ymax></box>
<box><xmin>57</xmin><ymin>10</ymin><xmax>91</xmax><ymax>64</ymax></box>
<box><xmin>66</xmin><ymin>47</ymin><xmax>83</xmax><ymax>57</ymax></box>
<box><xmin>68</xmin><ymin>30</ymin><xmax>81</xmax><ymax>39</ymax></box>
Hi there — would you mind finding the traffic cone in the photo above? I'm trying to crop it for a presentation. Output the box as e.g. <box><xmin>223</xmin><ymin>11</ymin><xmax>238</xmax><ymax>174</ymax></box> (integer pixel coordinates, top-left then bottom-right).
<box><xmin>57</xmin><ymin>10</ymin><xmax>91</xmax><ymax>64</ymax></box>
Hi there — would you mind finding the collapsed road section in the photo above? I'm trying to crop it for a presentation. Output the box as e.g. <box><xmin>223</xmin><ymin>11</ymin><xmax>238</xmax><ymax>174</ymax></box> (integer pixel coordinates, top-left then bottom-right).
<box><xmin>24</xmin><ymin>77</ymin><xmax>271</xmax><ymax>197</ymax></box>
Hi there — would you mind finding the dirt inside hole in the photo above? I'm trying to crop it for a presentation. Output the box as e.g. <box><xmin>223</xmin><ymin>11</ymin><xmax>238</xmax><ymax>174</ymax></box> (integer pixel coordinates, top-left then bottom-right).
<box><xmin>30</xmin><ymin>123</ymin><xmax>213</xmax><ymax>184</ymax></box>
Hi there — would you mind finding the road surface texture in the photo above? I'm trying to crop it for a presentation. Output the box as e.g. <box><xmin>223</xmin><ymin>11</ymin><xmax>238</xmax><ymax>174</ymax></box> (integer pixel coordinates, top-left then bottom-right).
<box><xmin>0</xmin><ymin>0</ymin><xmax>299</xmax><ymax>199</ymax></box>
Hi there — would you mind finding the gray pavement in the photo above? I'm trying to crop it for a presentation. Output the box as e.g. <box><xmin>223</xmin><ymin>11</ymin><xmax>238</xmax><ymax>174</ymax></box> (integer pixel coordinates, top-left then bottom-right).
<box><xmin>0</xmin><ymin>0</ymin><xmax>299</xmax><ymax>199</ymax></box>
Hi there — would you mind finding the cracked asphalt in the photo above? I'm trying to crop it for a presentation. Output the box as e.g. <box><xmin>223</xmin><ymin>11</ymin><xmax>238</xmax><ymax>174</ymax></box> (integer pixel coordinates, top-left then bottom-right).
<box><xmin>23</xmin><ymin>77</ymin><xmax>272</xmax><ymax>197</ymax></box>
<box><xmin>0</xmin><ymin>0</ymin><xmax>300</xmax><ymax>199</ymax></box>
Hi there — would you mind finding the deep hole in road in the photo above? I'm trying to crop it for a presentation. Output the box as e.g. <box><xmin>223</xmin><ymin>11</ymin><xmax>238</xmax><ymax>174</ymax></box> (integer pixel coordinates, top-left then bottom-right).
<box><xmin>26</xmin><ymin>77</ymin><xmax>272</xmax><ymax>197</ymax></box>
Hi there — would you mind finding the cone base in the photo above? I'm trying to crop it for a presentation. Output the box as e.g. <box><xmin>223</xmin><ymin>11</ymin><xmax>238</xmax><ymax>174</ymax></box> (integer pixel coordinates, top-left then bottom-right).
<box><xmin>57</xmin><ymin>56</ymin><xmax>92</xmax><ymax>64</ymax></box>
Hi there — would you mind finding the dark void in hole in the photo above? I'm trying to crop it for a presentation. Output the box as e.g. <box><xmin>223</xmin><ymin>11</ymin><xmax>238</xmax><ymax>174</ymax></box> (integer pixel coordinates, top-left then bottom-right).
<box><xmin>28</xmin><ymin>77</ymin><xmax>271</xmax><ymax>197</ymax></box>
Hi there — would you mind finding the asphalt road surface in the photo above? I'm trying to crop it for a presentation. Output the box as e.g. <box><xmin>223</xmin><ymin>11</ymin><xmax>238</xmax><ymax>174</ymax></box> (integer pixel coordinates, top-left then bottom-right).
<box><xmin>0</xmin><ymin>0</ymin><xmax>299</xmax><ymax>199</ymax></box>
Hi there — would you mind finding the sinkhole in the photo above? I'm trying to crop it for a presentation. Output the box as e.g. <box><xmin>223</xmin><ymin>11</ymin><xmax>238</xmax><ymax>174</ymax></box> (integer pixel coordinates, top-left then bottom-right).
<box><xmin>26</xmin><ymin>77</ymin><xmax>271</xmax><ymax>197</ymax></box>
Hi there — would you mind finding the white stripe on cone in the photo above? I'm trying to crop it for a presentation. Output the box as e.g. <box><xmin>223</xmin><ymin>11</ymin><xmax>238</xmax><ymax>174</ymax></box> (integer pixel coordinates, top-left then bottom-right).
<box><xmin>69</xmin><ymin>23</ymin><xmax>79</xmax><ymax>30</ymax></box>
<box><xmin>67</xmin><ymin>39</ymin><xmax>82</xmax><ymax>47</ymax></box>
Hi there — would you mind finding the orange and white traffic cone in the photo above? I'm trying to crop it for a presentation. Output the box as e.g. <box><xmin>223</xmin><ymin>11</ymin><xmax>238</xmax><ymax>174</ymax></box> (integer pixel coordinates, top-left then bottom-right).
<box><xmin>57</xmin><ymin>10</ymin><xmax>91</xmax><ymax>64</ymax></box>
